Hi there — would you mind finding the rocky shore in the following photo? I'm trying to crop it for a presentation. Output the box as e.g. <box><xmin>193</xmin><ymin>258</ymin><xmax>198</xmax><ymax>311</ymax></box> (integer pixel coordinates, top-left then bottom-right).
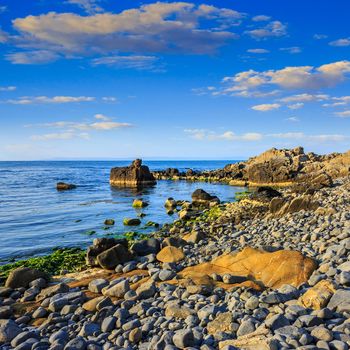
<box><xmin>1</xmin><ymin>148</ymin><xmax>350</xmax><ymax>350</ymax></box>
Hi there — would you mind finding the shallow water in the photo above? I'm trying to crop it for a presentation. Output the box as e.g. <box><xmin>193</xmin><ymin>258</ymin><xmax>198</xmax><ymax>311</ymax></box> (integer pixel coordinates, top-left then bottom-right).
<box><xmin>0</xmin><ymin>160</ymin><xmax>243</xmax><ymax>262</ymax></box>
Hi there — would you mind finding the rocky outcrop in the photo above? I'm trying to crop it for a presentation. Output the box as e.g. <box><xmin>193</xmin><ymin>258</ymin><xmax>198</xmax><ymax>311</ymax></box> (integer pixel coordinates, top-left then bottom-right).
<box><xmin>110</xmin><ymin>159</ymin><xmax>156</xmax><ymax>187</ymax></box>
<box><xmin>191</xmin><ymin>189</ymin><xmax>220</xmax><ymax>207</ymax></box>
<box><xmin>179</xmin><ymin>247</ymin><xmax>317</xmax><ymax>289</ymax></box>
<box><xmin>153</xmin><ymin>147</ymin><xmax>350</xmax><ymax>189</ymax></box>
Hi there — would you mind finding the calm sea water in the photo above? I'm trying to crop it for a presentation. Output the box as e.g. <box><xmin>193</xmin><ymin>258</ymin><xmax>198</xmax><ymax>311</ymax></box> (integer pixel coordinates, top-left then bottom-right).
<box><xmin>0</xmin><ymin>160</ymin><xmax>243</xmax><ymax>262</ymax></box>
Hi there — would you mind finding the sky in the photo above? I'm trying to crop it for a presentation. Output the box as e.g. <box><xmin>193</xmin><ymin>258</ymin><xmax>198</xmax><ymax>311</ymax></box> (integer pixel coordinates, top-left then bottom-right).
<box><xmin>0</xmin><ymin>0</ymin><xmax>349</xmax><ymax>160</ymax></box>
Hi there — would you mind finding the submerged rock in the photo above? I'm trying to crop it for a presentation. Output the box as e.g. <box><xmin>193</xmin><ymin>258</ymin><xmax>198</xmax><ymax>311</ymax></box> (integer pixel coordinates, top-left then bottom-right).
<box><xmin>56</xmin><ymin>182</ymin><xmax>77</xmax><ymax>190</ymax></box>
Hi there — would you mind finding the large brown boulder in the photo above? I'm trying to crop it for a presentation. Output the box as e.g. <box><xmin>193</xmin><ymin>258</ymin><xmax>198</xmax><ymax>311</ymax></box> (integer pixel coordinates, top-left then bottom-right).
<box><xmin>5</xmin><ymin>267</ymin><xmax>50</xmax><ymax>289</ymax></box>
<box><xmin>179</xmin><ymin>247</ymin><xmax>317</xmax><ymax>289</ymax></box>
<box><xmin>97</xmin><ymin>244</ymin><xmax>132</xmax><ymax>270</ymax></box>
<box><xmin>86</xmin><ymin>238</ymin><xmax>128</xmax><ymax>266</ymax></box>
<box><xmin>110</xmin><ymin>159</ymin><xmax>156</xmax><ymax>187</ymax></box>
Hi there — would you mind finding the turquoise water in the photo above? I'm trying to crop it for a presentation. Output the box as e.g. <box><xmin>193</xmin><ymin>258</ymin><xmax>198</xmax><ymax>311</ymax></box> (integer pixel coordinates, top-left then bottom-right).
<box><xmin>0</xmin><ymin>161</ymin><xmax>243</xmax><ymax>262</ymax></box>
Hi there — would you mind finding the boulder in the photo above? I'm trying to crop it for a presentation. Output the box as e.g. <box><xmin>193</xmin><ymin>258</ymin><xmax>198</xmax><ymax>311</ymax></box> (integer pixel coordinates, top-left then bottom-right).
<box><xmin>327</xmin><ymin>289</ymin><xmax>350</xmax><ymax>313</ymax></box>
<box><xmin>179</xmin><ymin>247</ymin><xmax>317</xmax><ymax>289</ymax></box>
<box><xmin>132</xmin><ymin>199</ymin><xmax>148</xmax><ymax>208</ymax></box>
<box><xmin>207</xmin><ymin>312</ymin><xmax>235</xmax><ymax>334</ymax></box>
<box><xmin>123</xmin><ymin>218</ymin><xmax>141</xmax><ymax>226</ymax></box>
<box><xmin>156</xmin><ymin>246</ymin><xmax>185</xmax><ymax>263</ymax></box>
<box><xmin>131</xmin><ymin>238</ymin><xmax>161</xmax><ymax>256</ymax></box>
<box><xmin>104</xmin><ymin>219</ymin><xmax>115</xmax><ymax>226</ymax></box>
<box><xmin>191</xmin><ymin>189</ymin><xmax>220</xmax><ymax>206</ymax></box>
<box><xmin>164</xmin><ymin>198</ymin><xmax>177</xmax><ymax>208</ymax></box>
<box><xmin>298</xmin><ymin>280</ymin><xmax>336</xmax><ymax>310</ymax></box>
<box><xmin>97</xmin><ymin>244</ymin><xmax>132</xmax><ymax>270</ymax></box>
<box><xmin>5</xmin><ymin>267</ymin><xmax>49</xmax><ymax>289</ymax></box>
<box><xmin>0</xmin><ymin>320</ymin><xmax>22</xmax><ymax>344</ymax></box>
<box><xmin>86</xmin><ymin>237</ymin><xmax>128</xmax><ymax>266</ymax></box>
<box><xmin>56</xmin><ymin>182</ymin><xmax>76</xmax><ymax>190</ymax></box>
<box><xmin>110</xmin><ymin>159</ymin><xmax>156</xmax><ymax>187</ymax></box>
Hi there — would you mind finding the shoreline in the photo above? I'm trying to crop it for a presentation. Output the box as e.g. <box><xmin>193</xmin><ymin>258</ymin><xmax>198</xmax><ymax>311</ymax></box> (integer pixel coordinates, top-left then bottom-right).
<box><xmin>0</xmin><ymin>147</ymin><xmax>350</xmax><ymax>349</ymax></box>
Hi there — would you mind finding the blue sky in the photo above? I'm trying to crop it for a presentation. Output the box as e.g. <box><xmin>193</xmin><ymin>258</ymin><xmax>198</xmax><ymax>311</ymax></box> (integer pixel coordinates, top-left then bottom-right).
<box><xmin>0</xmin><ymin>0</ymin><xmax>349</xmax><ymax>160</ymax></box>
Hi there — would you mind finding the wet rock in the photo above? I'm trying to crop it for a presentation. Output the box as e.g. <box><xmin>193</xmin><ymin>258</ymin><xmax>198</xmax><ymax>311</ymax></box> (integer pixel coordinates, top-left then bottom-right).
<box><xmin>56</xmin><ymin>182</ymin><xmax>76</xmax><ymax>190</ymax></box>
<box><xmin>123</xmin><ymin>218</ymin><xmax>141</xmax><ymax>226</ymax></box>
<box><xmin>132</xmin><ymin>199</ymin><xmax>149</xmax><ymax>208</ymax></box>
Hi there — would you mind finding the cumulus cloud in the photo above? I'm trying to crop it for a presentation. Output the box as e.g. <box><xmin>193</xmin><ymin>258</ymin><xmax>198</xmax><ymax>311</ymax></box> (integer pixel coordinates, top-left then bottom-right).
<box><xmin>9</xmin><ymin>2</ymin><xmax>244</xmax><ymax>64</ymax></box>
<box><xmin>220</xmin><ymin>61</ymin><xmax>350</xmax><ymax>94</ymax></box>
<box><xmin>246</xmin><ymin>21</ymin><xmax>287</xmax><ymax>39</ymax></box>
<box><xmin>184</xmin><ymin>129</ymin><xmax>262</xmax><ymax>141</ymax></box>
<box><xmin>279</xmin><ymin>46</ymin><xmax>301</xmax><ymax>54</ymax></box>
<box><xmin>247</xmin><ymin>48</ymin><xmax>269</xmax><ymax>54</ymax></box>
<box><xmin>251</xmin><ymin>103</ymin><xmax>280</xmax><ymax>111</ymax></box>
<box><xmin>329</xmin><ymin>38</ymin><xmax>350</xmax><ymax>47</ymax></box>
<box><xmin>5</xmin><ymin>96</ymin><xmax>95</xmax><ymax>104</ymax></box>
<box><xmin>92</xmin><ymin>55</ymin><xmax>160</xmax><ymax>71</ymax></box>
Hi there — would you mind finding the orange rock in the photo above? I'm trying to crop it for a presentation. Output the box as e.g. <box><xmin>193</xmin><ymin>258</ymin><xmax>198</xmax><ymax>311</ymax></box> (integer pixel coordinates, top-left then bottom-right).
<box><xmin>156</xmin><ymin>246</ymin><xmax>185</xmax><ymax>263</ymax></box>
<box><xmin>179</xmin><ymin>247</ymin><xmax>317</xmax><ymax>289</ymax></box>
<box><xmin>298</xmin><ymin>280</ymin><xmax>336</xmax><ymax>310</ymax></box>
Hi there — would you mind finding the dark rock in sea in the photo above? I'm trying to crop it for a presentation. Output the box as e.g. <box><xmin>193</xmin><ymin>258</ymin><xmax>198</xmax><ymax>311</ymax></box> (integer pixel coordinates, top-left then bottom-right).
<box><xmin>191</xmin><ymin>189</ymin><xmax>220</xmax><ymax>206</ymax></box>
<box><xmin>104</xmin><ymin>219</ymin><xmax>115</xmax><ymax>226</ymax></box>
<box><xmin>86</xmin><ymin>237</ymin><xmax>128</xmax><ymax>266</ymax></box>
<box><xmin>97</xmin><ymin>244</ymin><xmax>133</xmax><ymax>270</ymax></box>
<box><xmin>5</xmin><ymin>267</ymin><xmax>50</xmax><ymax>289</ymax></box>
<box><xmin>56</xmin><ymin>182</ymin><xmax>77</xmax><ymax>190</ymax></box>
<box><xmin>110</xmin><ymin>159</ymin><xmax>156</xmax><ymax>187</ymax></box>
<box><xmin>123</xmin><ymin>218</ymin><xmax>141</xmax><ymax>226</ymax></box>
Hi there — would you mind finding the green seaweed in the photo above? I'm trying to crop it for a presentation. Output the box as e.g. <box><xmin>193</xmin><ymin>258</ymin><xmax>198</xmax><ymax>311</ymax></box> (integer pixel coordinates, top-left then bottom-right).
<box><xmin>0</xmin><ymin>248</ymin><xmax>86</xmax><ymax>281</ymax></box>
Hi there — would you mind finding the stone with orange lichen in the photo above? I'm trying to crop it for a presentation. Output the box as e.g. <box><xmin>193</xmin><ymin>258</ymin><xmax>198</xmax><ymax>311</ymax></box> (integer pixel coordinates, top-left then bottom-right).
<box><xmin>156</xmin><ymin>246</ymin><xmax>185</xmax><ymax>263</ymax></box>
<box><xmin>298</xmin><ymin>280</ymin><xmax>336</xmax><ymax>310</ymax></box>
<box><xmin>179</xmin><ymin>247</ymin><xmax>317</xmax><ymax>289</ymax></box>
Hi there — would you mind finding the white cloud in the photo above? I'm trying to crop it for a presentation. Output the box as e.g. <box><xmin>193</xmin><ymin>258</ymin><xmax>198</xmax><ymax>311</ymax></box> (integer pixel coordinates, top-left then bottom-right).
<box><xmin>329</xmin><ymin>38</ymin><xmax>350</xmax><ymax>47</ymax></box>
<box><xmin>92</xmin><ymin>55</ymin><xmax>160</xmax><ymax>71</ymax></box>
<box><xmin>5</xmin><ymin>96</ymin><xmax>95</xmax><ymax>104</ymax></box>
<box><xmin>0</xmin><ymin>86</ymin><xmax>16</xmax><ymax>91</ymax></box>
<box><xmin>247</xmin><ymin>48</ymin><xmax>269</xmax><ymax>54</ymax></box>
<box><xmin>280</xmin><ymin>46</ymin><xmax>301</xmax><ymax>54</ymax></box>
<box><xmin>10</xmin><ymin>2</ymin><xmax>244</xmax><ymax>63</ymax></box>
<box><xmin>287</xmin><ymin>103</ymin><xmax>304</xmax><ymax>110</ymax></box>
<box><xmin>279</xmin><ymin>93</ymin><xmax>329</xmax><ymax>103</ymax></box>
<box><xmin>246</xmin><ymin>21</ymin><xmax>287</xmax><ymax>39</ymax></box>
<box><xmin>334</xmin><ymin>110</ymin><xmax>350</xmax><ymax>118</ymax></box>
<box><xmin>251</xmin><ymin>103</ymin><xmax>280</xmax><ymax>111</ymax></box>
<box><xmin>102</xmin><ymin>97</ymin><xmax>118</xmax><ymax>102</ymax></box>
<box><xmin>313</xmin><ymin>34</ymin><xmax>328</xmax><ymax>40</ymax></box>
<box><xmin>66</xmin><ymin>0</ymin><xmax>103</xmax><ymax>14</ymax></box>
<box><xmin>6</xmin><ymin>51</ymin><xmax>60</xmax><ymax>64</ymax></box>
<box><xmin>286</xmin><ymin>116</ymin><xmax>300</xmax><ymax>122</ymax></box>
<box><xmin>252</xmin><ymin>15</ymin><xmax>271</xmax><ymax>22</ymax></box>
<box><xmin>94</xmin><ymin>114</ymin><xmax>111</xmax><ymax>121</ymax></box>
<box><xmin>31</xmin><ymin>132</ymin><xmax>90</xmax><ymax>141</ymax></box>
<box><xmin>184</xmin><ymin>129</ymin><xmax>262</xmax><ymax>141</ymax></box>
<box><xmin>221</xmin><ymin>61</ymin><xmax>350</xmax><ymax>94</ymax></box>
<box><xmin>269</xmin><ymin>132</ymin><xmax>347</xmax><ymax>142</ymax></box>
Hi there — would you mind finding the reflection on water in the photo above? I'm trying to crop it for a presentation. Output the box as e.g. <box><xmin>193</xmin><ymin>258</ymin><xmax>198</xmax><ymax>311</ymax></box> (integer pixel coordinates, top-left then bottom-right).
<box><xmin>0</xmin><ymin>160</ymin><xmax>242</xmax><ymax>262</ymax></box>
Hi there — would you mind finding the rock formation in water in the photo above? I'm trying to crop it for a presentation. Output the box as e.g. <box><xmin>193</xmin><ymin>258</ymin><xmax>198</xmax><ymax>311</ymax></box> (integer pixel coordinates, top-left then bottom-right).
<box><xmin>110</xmin><ymin>159</ymin><xmax>156</xmax><ymax>187</ymax></box>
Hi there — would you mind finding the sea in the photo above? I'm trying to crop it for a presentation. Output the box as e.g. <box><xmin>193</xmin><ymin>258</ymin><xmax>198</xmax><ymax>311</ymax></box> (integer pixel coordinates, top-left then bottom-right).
<box><xmin>0</xmin><ymin>160</ymin><xmax>244</xmax><ymax>263</ymax></box>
